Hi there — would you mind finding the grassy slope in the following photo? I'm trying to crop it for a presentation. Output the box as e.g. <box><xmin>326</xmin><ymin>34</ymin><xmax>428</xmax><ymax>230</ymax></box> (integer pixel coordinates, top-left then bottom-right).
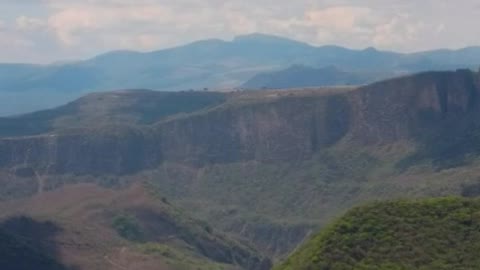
<box><xmin>140</xmin><ymin>141</ymin><xmax>480</xmax><ymax>260</ymax></box>
<box><xmin>276</xmin><ymin>197</ymin><xmax>480</xmax><ymax>270</ymax></box>
<box><xmin>0</xmin><ymin>90</ymin><xmax>227</xmax><ymax>138</ymax></box>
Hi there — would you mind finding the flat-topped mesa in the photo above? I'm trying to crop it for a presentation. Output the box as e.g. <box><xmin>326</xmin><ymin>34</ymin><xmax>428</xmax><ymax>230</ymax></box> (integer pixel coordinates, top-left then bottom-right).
<box><xmin>156</xmin><ymin>69</ymin><xmax>480</xmax><ymax>163</ymax></box>
<box><xmin>0</xmin><ymin>70</ymin><xmax>479</xmax><ymax>176</ymax></box>
<box><xmin>0</xmin><ymin>91</ymin><xmax>352</xmax><ymax>175</ymax></box>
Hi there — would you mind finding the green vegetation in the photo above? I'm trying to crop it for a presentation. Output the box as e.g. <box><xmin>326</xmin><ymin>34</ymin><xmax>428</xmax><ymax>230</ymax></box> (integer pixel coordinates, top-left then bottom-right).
<box><xmin>276</xmin><ymin>197</ymin><xmax>480</xmax><ymax>270</ymax></box>
<box><xmin>138</xmin><ymin>242</ymin><xmax>178</xmax><ymax>258</ymax></box>
<box><xmin>0</xmin><ymin>90</ymin><xmax>226</xmax><ymax>137</ymax></box>
<box><xmin>145</xmin><ymin>149</ymin><xmax>383</xmax><ymax>258</ymax></box>
<box><xmin>137</xmin><ymin>243</ymin><xmax>233</xmax><ymax>270</ymax></box>
<box><xmin>112</xmin><ymin>214</ymin><xmax>144</xmax><ymax>242</ymax></box>
<box><xmin>106</xmin><ymin>187</ymin><xmax>269</xmax><ymax>269</ymax></box>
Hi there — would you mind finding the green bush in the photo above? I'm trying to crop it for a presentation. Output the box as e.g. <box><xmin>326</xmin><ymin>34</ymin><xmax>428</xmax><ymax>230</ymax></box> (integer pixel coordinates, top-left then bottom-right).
<box><xmin>111</xmin><ymin>214</ymin><xmax>144</xmax><ymax>242</ymax></box>
<box><xmin>276</xmin><ymin>197</ymin><xmax>480</xmax><ymax>270</ymax></box>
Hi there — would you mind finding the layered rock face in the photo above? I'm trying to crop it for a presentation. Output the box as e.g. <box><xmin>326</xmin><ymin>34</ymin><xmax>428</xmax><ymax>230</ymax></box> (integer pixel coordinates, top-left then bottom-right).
<box><xmin>349</xmin><ymin>69</ymin><xmax>480</xmax><ymax>144</ymax></box>
<box><xmin>0</xmin><ymin>70</ymin><xmax>479</xmax><ymax>176</ymax></box>
<box><xmin>157</xmin><ymin>93</ymin><xmax>351</xmax><ymax>165</ymax></box>
<box><xmin>0</xmin><ymin>128</ymin><xmax>161</xmax><ymax>175</ymax></box>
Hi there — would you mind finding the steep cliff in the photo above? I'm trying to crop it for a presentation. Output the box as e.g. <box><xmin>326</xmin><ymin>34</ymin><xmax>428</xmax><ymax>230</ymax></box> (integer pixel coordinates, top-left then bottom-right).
<box><xmin>349</xmin><ymin>69</ymin><xmax>480</xmax><ymax>143</ymax></box>
<box><xmin>0</xmin><ymin>88</ymin><xmax>354</xmax><ymax>175</ymax></box>
<box><xmin>1</xmin><ymin>70</ymin><xmax>478</xmax><ymax>176</ymax></box>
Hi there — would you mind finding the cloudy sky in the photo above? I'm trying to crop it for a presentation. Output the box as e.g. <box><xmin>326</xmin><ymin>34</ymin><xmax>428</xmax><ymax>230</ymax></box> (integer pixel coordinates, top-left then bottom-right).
<box><xmin>1</xmin><ymin>0</ymin><xmax>480</xmax><ymax>63</ymax></box>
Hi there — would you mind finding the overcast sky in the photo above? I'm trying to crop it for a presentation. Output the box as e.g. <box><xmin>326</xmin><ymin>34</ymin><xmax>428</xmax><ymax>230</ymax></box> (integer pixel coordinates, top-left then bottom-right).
<box><xmin>1</xmin><ymin>0</ymin><xmax>480</xmax><ymax>63</ymax></box>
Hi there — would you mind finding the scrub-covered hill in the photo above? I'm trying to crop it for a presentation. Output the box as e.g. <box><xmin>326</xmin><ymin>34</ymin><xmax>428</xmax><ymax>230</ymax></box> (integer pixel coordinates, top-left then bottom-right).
<box><xmin>276</xmin><ymin>197</ymin><xmax>480</xmax><ymax>270</ymax></box>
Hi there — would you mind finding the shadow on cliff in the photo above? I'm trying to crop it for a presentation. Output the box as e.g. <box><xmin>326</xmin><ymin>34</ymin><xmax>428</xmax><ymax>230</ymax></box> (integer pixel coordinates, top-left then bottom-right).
<box><xmin>396</xmin><ymin>70</ymin><xmax>480</xmax><ymax>171</ymax></box>
<box><xmin>0</xmin><ymin>216</ymin><xmax>79</xmax><ymax>270</ymax></box>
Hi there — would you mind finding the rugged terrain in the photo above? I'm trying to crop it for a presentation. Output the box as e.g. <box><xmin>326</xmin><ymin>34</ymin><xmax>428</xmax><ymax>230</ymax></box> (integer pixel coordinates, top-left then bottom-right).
<box><xmin>275</xmin><ymin>197</ymin><xmax>480</xmax><ymax>270</ymax></box>
<box><xmin>0</xmin><ymin>183</ymin><xmax>270</xmax><ymax>270</ymax></box>
<box><xmin>1</xmin><ymin>69</ymin><xmax>480</xmax><ymax>266</ymax></box>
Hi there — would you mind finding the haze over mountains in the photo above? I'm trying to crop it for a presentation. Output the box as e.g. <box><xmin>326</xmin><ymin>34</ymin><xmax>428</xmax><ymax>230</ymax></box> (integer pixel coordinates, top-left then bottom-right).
<box><xmin>241</xmin><ymin>65</ymin><xmax>391</xmax><ymax>89</ymax></box>
<box><xmin>1</xmin><ymin>33</ymin><xmax>480</xmax><ymax>116</ymax></box>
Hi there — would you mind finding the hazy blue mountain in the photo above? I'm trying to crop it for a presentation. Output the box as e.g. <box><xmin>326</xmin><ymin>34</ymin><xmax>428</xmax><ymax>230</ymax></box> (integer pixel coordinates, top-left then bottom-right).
<box><xmin>1</xmin><ymin>33</ymin><xmax>479</xmax><ymax>116</ymax></box>
<box><xmin>241</xmin><ymin>65</ymin><xmax>395</xmax><ymax>89</ymax></box>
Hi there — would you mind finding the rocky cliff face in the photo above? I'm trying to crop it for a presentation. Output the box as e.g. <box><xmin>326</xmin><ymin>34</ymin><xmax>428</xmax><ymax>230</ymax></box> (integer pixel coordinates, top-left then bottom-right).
<box><xmin>0</xmin><ymin>70</ymin><xmax>479</xmax><ymax>176</ymax></box>
<box><xmin>0</xmin><ymin>93</ymin><xmax>351</xmax><ymax>174</ymax></box>
<box><xmin>157</xmin><ymin>93</ymin><xmax>351</xmax><ymax>165</ymax></box>
<box><xmin>349</xmin><ymin>69</ymin><xmax>480</xmax><ymax>144</ymax></box>
<box><xmin>0</xmin><ymin>127</ymin><xmax>161</xmax><ymax>175</ymax></box>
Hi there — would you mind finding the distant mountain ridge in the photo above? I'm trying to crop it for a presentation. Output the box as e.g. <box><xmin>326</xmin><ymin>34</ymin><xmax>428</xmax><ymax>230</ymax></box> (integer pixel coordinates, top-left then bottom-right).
<box><xmin>0</xmin><ymin>33</ymin><xmax>479</xmax><ymax>115</ymax></box>
<box><xmin>241</xmin><ymin>65</ymin><xmax>394</xmax><ymax>89</ymax></box>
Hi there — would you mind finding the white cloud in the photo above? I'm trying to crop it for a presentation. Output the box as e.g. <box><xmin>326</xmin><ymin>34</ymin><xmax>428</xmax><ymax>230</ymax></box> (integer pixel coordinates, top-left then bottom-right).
<box><xmin>305</xmin><ymin>6</ymin><xmax>373</xmax><ymax>32</ymax></box>
<box><xmin>372</xmin><ymin>14</ymin><xmax>425</xmax><ymax>49</ymax></box>
<box><xmin>16</xmin><ymin>16</ymin><xmax>46</xmax><ymax>31</ymax></box>
<box><xmin>0</xmin><ymin>0</ymin><xmax>480</xmax><ymax>62</ymax></box>
<box><xmin>46</xmin><ymin>1</ymin><xmax>198</xmax><ymax>47</ymax></box>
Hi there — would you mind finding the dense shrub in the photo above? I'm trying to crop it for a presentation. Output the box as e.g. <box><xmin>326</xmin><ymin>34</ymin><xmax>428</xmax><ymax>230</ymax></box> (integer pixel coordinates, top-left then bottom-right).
<box><xmin>276</xmin><ymin>197</ymin><xmax>480</xmax><ymax>270</ymax></box>
<box><xmin>112</xmin><ymin>214</ymin><xmax>144</xmax><ymax>242</ymax></box>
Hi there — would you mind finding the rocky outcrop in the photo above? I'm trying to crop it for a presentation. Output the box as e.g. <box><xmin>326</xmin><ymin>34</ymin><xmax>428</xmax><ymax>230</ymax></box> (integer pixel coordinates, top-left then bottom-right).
<box><xmin>349</xmin><ymin>69</ymin><xmax>480</xmax><ymax>144</ymax></box>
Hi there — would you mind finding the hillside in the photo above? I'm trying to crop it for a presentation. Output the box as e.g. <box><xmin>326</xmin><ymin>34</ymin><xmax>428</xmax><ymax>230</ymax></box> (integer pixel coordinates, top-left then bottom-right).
<box><xmin>242</xmin><ymin>65</ymin><xmax>392</xmax><ymax>89</ymax></box>
<box><xmin>0</xmin><ymin>90</ymin><xmax>227</xmax><ymax>137</ymax></box>
<box><xmin>1</xmin><ymin>33</ymin><xmax>480</xmax><ymax>116</ymax></box>
<box><xmin>1</xmin><ymin>69</ymin><xmax>480</xmax><ymax>261</ymax></box>
<box><xmin>0</xmin><ymin>183</ymin><xmax>270</xmax><ymax>270</ymax></box>
<box><xmin>275</xmin><ymin>197</ymin><xmax>480</xmax><ymax>270</ymax></box>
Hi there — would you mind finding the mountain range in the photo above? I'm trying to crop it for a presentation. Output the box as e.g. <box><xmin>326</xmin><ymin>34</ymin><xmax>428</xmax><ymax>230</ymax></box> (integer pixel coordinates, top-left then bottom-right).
<box><xmin>2</xmin><ymin>69</ymin><xmax>480</xmax><ymax>268</ymax></box>
<box><xmin>1</xmin><ymin>33</ymin><xmax>480</xmax><ymax>116</ymax></box>
<box><xmin>241</xmin><ymin>65</ymin><xmax>392</xmax><ymax>89</ymax></box>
